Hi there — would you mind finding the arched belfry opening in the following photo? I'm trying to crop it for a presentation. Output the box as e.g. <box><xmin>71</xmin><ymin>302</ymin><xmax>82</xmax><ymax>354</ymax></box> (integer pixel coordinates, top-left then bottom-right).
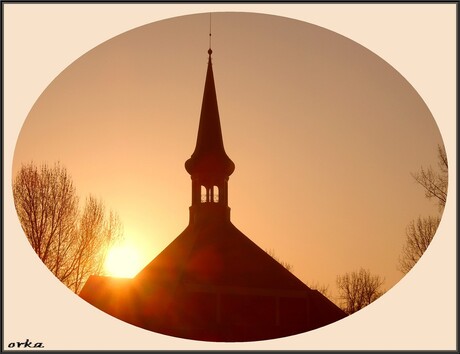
<box><xmin>213</xmin><ymin>185</ymin><xmax>219</xmax><ymax>202</ymax></box>
<box><xmin>199</xmin><ymin>185</ymin><xmax>221</xmax><ymax>203</ymax></box>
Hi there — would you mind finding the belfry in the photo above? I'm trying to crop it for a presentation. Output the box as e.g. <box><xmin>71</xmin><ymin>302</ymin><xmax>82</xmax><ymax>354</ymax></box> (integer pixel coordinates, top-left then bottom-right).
<box><xmin>185</xmin><ymin>48</ymin><xmax>235</xmax><ymax>226</ymax></box>
<box><xmin>80</xmin><ymin>43</ymin><xmax>346</xmax><ymax>342</ymax></box>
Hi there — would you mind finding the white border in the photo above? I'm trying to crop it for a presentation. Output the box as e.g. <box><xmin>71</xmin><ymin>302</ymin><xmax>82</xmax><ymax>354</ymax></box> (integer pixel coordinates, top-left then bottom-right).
<box><xmin>4</xmin><ymin>3</ymin><xmax>457</xmax><ymax>350</ymax></box>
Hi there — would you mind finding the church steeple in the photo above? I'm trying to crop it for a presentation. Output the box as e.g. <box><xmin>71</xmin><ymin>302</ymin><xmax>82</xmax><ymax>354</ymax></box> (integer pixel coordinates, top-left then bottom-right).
<box><xmin>80</xmin><ymin>22</ymin><xmax>348</xmax><ymax>341</ymax></box>
<box><xmin>185</xmin><ymin>48</ymin><xmax>235</xmax><ymax>225</ymax></box>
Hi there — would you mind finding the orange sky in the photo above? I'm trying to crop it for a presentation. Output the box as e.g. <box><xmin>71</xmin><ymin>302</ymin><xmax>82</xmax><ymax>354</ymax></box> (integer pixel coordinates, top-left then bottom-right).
<box><xmin>9</xmin><ymin>12</ymin><xmax>448</xmax><ymax>304</ymax></box>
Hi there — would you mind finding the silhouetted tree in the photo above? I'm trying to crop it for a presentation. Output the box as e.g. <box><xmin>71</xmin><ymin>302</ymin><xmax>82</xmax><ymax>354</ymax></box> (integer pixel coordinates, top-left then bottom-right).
<box><xmin>411</xmin><ymin>144</ymin><xmax>448</xmax><ymax>211</ymax></box>
<box><xmin>336</xmin><ymin>268</ymin><xmax>385</xmax><ymax>315</ymax></box>
<box><xmin>307</xmin><ymin>281</ymin><xmax>330</xmax><ymax>298</ymax></box>
<box><xmin>69</xmin><ymin>195</ymin><xmax>123</xmax><ymax>293</ymax></box>
<box><xmin>13</xmin><ymin>162</ymin><xmax>79</xmax><ymax>275</ymax></box>
<box><xmin>265</xmin><ymin>248</ymin><xmax>293</xmax><ymax>272</ymax></box>
<box><xmin>265</xmin><ymin>249</ymin><xmax>331</xmax><ymax>297</ymax></box>
<box><xmin>398</xmin><ymin>145</ymin><xmax>448</xmax><ymax>274</ymax></box>
<box><xmin>398</xmin><ymin>215</ymin><xmax>440</xmax><ymax>274</ymax></box>
<box><xmin>13</xmin><ymin>162</ymin><xmax>123</xmax><ymax>293</ymax></box>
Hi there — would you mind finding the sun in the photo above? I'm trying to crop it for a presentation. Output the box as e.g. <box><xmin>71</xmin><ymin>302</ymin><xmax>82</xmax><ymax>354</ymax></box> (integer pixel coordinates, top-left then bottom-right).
<box><xmin>104</xmin><ymin>243</ymin><xmax>142</xmax><ymax>278</ymax></box>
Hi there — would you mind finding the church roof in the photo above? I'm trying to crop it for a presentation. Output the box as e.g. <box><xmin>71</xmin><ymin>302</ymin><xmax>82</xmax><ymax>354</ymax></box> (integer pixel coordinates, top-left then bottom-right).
<box><xmin>185</xmin><ymin>49</ymin><xmax>235</xmax><ymax>178</ymax></box>
<box><xmin>135</xmin><ymin>220</ymin><xmax>310</xmax><ymax>293</ymax></box>
<box><xmin>80</xmin><ymin>219</ymin><xmax>347</xmax><ymax>341</ymax></box>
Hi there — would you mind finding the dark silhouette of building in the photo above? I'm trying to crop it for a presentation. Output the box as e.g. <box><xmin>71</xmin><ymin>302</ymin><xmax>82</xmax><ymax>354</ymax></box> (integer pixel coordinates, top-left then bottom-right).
<box><xmin>79</xmin><ymin>47</ymin><xmax>347</xmax><ymax>342</ymax></box>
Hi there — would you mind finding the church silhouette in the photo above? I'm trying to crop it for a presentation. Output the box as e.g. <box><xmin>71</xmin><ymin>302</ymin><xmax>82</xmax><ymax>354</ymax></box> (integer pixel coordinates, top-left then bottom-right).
<box><xmin>79</xmin><ymin>46</ymin><xmax>347</xmax><ymax>342</ymax></box>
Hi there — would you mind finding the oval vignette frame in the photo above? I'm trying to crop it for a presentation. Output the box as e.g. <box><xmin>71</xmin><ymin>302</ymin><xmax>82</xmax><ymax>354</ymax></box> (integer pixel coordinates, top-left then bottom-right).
<box><xmin>5</xmin><ymin>5</ymin><xmax>455</xmax><ymax>350</ymax></box>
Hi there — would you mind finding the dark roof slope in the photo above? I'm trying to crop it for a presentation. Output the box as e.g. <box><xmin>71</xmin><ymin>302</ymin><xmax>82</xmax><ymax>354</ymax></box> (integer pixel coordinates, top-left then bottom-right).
<box><xmin>135</xmin><ymin>221</ymin><xmax>310</xmax><ymax>292</ymax></box>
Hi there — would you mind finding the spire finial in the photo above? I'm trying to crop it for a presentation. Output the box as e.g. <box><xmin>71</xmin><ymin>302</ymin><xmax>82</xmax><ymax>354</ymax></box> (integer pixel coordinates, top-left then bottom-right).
<box><xmin>208</xmin><ymin>13</ymin><xmax>212</xmax><ymax>57</ymax></box>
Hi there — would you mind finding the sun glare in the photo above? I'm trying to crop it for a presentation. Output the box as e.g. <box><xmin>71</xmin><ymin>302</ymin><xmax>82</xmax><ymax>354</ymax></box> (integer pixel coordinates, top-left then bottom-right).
<box><xmin>104</xmin><ymin>243</ymin><xmax>142</xmax><ymax>278</ymax></box>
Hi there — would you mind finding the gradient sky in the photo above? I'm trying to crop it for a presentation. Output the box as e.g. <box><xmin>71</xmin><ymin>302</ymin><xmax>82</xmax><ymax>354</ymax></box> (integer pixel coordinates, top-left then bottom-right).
<box><xmin>12</xmin><ymin>11</ymin><xmax>446</xmax><ymax>303</ymax></box>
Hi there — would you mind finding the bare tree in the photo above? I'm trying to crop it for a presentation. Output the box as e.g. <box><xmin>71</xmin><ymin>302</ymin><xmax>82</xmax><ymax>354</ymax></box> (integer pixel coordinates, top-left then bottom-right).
<box><xmin>13</xmin><ymin>162</ymin><xmax>79</xmax><ymax>277</ymax></box>
<box><xmin>307</xmin><ymin>281</ymin><xmax>330</xmax><ymax>298</ymax></box>
<box><xmin>69</xmin><ymin>196</ymin><xmax>123</xmax><ymax>293</ymax></box>
<box><xmin>265</xmin><ymin>248</ymin><xmax>293</xmax><ymax>272</ymax></box>
<box><xmin>398</xmin><ymin>215</ymin><xmax>440</xmax><ymax>274</ymax></box>
<box><xmin>336</xmin><ymin>268</ymin><xmax>385</xmax><ymax>315</ymax></box>
<box><xmin>13</xmin><ymin>162</ymin><xmax>123</xmax><ymax>293</ymax></box>
<box><xmin>398</xmin><ymin>145</ymin><xmax>448</xmax><ymax>274</ymax></box>
<box><xmin>411</xmin><ymin>144</ymin><xmax>448</xmax><ymax>211</ymax></box>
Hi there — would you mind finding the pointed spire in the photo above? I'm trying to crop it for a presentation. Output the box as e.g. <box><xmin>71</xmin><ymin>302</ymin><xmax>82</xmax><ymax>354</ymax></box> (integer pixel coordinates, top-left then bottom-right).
<box><xmin>185</xmin><ymin>47</ymin><xmax>235</xmax><ymax>178</ymax></box>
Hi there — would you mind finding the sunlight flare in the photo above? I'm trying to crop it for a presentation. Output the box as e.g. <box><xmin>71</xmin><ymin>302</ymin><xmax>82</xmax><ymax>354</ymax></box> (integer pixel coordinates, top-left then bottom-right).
<box><xmin>104</xmin><ymin>243</ymin><xmax>142</xmax><ymax>278</ymax></box>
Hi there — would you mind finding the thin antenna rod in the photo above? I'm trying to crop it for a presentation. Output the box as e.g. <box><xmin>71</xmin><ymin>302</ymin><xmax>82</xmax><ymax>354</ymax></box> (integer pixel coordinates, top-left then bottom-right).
<box><xmin>209</xmin><ymin>13</ymin><xmax>212</xmax><ymax>50</ymax></box>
